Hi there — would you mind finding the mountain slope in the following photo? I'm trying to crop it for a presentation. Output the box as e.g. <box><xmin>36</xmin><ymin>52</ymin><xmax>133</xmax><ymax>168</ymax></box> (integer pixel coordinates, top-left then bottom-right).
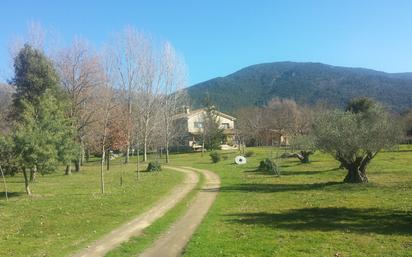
<box><xmin>187</xmin><ymin>62</ymin><xmax>412</xmax><ymax>113</ymax></box>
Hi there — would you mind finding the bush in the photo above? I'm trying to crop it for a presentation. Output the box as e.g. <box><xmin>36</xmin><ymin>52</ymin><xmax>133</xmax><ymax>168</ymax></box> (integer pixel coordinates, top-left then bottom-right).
<box><xmin>209</xmin><ymin>151</ymin><xmax>221</xmax><ymax>163</ymax></box>
<box><xmin>258</xmin><ymin>158</ymin><xmax>279</xmax><ymax>175</ymax></box>
<box><xmin>146</xmin><ymin>161</ymin><xmax>162</xmax><ymax>172</ymax></box>
<box><xmin>245</xmin><ymin>150</ymin><xmax>255</xmax><ymax>157</ymax></box>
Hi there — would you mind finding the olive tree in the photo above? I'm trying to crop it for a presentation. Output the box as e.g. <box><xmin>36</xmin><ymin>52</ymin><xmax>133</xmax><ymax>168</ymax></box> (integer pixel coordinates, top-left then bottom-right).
<box><xmin>313</xmin><ymin>104</ymin><xmax>400</xmax><ymax>183</ymax></box>
<box><xmin>289</xmin><ymin>135</ymin><xmax>316</xmax><ymax>163</ymax></box>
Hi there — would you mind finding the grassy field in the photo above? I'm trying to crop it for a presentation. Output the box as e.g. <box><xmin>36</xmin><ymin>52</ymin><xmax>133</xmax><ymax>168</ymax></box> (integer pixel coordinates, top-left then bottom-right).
<box><xmin>0</xmin><ymin>158</ymin><xmax>184</xmax><ymax>257</ymax></box>
<box><xmin>2</xmin><ymin>146</ymin><xmax>411</xmax><ymax>257</ymax></box>
<box><xmin>167</xmin><ymin>145</ymin><xmax>412</xmax><ymax>257</ymax></box>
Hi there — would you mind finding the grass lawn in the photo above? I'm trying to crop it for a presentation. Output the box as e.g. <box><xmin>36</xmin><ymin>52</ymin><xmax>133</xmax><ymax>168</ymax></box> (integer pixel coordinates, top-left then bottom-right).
<box><xmin>0</xmin><ymin>158</ymin><xmax>184</xmax><ymax>257</ymax></box>
<box><xmin>168</xmin><ymin>145</ymin><xmax>412</xmax><ymax>257</ymax></box>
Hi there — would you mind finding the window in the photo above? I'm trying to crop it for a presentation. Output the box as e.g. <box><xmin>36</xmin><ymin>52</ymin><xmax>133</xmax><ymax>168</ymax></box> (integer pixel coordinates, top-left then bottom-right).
<box><xmin>221</xmin><ymin>123</ymin><xmax>230</xmax><ymax>129</ymax></box>
<box><xmin>194</xmin><ymin>122</ymin><xmax>204</xmax><ymax>128</ymax></box>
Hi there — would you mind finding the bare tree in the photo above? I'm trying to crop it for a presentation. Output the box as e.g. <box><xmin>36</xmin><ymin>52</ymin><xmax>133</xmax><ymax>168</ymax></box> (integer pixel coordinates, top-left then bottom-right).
<box><xmin>135</xmin><ymin>37</ymin><xmax>164</xmax><ymax>163</ymax></box>
<box><xmin>110</xmin><ymin>27</ymin><xmax>148</xmax><ymax>164</ymax></box>
<box><xmin>159</xmin><ymin>42</ymin><xmax>188</xmax><ymax>163</ymax></box>
<box><xmin>236</xmin><ymin>107</ymin><xmax>266</xmax><ymax>146</ymax></box>
<box><xmin>266</xmin><ymin>98</ymin><xmax>314</xmax><ymax>147</ymax></box>
<box><xmin>94</xmin><ymin>55</ymin><xmax>118</xmax><ymax>194</ymax></box>
<box><xmin>54</xmin><ymin>38</ymin><xmax>103</xmax><ymax>171</ymax></box>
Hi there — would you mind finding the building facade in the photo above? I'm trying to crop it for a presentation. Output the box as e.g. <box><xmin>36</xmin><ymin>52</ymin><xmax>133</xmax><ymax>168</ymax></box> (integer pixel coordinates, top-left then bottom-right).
<box><xmin>172</xmin><ymin>107</ymin><xmax>236</xmax><ymax>150</ymax></box>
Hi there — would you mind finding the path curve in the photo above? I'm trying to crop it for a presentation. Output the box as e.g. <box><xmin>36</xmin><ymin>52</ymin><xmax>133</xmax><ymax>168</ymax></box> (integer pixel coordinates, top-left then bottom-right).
<box><xmin>139</xmin><ymin>167</ymin><xmax>220</xmax><ymax>257</ymax></box>
<box><xmin>70</xmin><ymin>167</ymin><xmax>199</xmax><ymax>257</ymax></box>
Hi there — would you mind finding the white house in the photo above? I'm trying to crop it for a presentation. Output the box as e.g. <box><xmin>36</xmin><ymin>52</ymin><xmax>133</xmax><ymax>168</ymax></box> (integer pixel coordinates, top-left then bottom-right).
<box><xmin>172</xmin><ymin>107</ymin><xmax>237</xmax><ymax>150</ymax></box>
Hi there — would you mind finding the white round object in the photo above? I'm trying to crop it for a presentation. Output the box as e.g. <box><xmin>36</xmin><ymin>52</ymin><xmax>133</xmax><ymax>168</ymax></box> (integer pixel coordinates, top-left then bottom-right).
<box><xmin>235</xmin><ymin>156</ymin><xmax>247</xmax><ymax>165</ymax></box>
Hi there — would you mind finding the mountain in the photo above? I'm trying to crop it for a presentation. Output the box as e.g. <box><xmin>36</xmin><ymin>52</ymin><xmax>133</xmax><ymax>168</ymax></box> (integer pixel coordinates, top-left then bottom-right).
<box><xmin>186</xmin><ymin>62</ymin><xmax>412</xmax><ymax>114</ymax></box>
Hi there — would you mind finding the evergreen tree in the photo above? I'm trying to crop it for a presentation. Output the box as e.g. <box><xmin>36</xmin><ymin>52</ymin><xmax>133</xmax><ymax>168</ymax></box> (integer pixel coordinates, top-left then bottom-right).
<box><xmin>13</xmin><ymin>91</ymin><xmax>76</xmax><ymax>194</ymax></box>
<box><xmin>10</xmin><ymin>44</ymin><xmax>61</xmax><ymax>119</ymax></box>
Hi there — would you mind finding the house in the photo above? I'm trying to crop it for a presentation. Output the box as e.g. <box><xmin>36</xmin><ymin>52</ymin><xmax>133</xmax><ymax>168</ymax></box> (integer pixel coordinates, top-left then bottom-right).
<box><xmin>172</xmin><ymin>107</ymin><xmax>237</xmax><ymax>150</ymax></box>
<box><xmin>256</xmin><ymin>128</ymin><xmax>289</xmax><ymax>146</ymax></box>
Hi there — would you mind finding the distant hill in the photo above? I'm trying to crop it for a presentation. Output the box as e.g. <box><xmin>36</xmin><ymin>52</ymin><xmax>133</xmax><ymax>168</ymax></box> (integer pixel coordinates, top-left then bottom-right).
<box><xmin>186</xmin><ymin>62</ymin><xmax>412</xmax><ymax>114</ymax></box>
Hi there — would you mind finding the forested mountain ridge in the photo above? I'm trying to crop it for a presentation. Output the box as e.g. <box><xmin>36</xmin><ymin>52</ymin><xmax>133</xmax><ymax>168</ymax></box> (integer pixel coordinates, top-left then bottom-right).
<box><xmin>187</xmin><ymin>62</ymin><xmax>412</xmax><ymax>113</ymax></box>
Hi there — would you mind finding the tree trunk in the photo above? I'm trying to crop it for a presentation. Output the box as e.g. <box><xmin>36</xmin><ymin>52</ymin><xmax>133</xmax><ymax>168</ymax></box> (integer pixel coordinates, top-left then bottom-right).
<box><xmin>85</xmin><ymin>149</ymin><xmax>90</xmax><ymax>163</ymax></box>
<box><xmin>136</xmin><ymin>150</ymin><xmax>140</xmax><ymax>180</ymax></box>
<box><xmin>0</xmin><ymin>165</ymin><xmax>8</xmax><ymax>201</ymax></box>
<box><xmin>100</xmin><ymin>147</ymin><xmax>105</xmax><ymax>194</ymax></box>
<box><xmin>143</xmin><ymin>139</ymin><xmax>148</xmax><ymax>162</ymax></box>
<box><xmin>343</xmin><ymin>165</ymin><xmax>368</xmax><ymax>183</ymax></box>
<box><xmin>341</xmin><ymin>153</ymin><xmax>375</xmax><ymax>183</ymax></box>
<box><xmin>165</xmin><ymin>117</ymin><xmax>170</xmax><ymax>164</ymax></box>
<box><xmin>201</xmin><ymin>137</ymin><xmax>205</xmax><ymax>157</ymax></box>
<box><xmin>106</xmin><ymin>149</ymin><xmax>110</xmax><ymax>171</ymax></box>
<box><xmin>165</xmin><ymin>145</ymin><xmax>169</xmax><ymax>164</ymax></box>
<box><xmin>65</xmin><ymin>164</ymin><xmax>72</xmax><ymax>176</ymax></box>
<box><xmin>75</xmin><ymin>158</ymin><xmax>81</xmax><ymax>172</ymax></box>
<box><xmin>29</xmin><ymin>166</ymin><xmax>37</xmax><ymax>182</ymax></box>
<box><xmin>136</xmin><ymin>133</ymin><xmax>140</xmax><ymax>180</ymax></box>
<box><xmin>125</xmin><ymin>94</ymin><xmax>132</xmax><ymax>164</ymax></box>
<box><xmin>80</xmin><ymin>138</ymin><xmax>85</xmax><ymax>166</ymax></box>
<box><xmin>298</xmin><ymin>151</ymin><xmax>312</xmax><ymax>163</ymax></box>
<box><xmin>22</xmin><ymin>168</ymin><xmax>32</xmax><ymax>196</ymax></box>
<box><xmin>125</xmin><ymin>144</ymin><xmax>130</xmax><ymax>164</ymax></box>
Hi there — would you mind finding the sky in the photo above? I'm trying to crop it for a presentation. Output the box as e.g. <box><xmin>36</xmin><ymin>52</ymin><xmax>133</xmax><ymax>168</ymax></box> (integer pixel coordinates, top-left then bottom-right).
<box><xmin>1</xmin><ymin>0</ymin><xmax>412</xmax><ymax>85</ymax></box>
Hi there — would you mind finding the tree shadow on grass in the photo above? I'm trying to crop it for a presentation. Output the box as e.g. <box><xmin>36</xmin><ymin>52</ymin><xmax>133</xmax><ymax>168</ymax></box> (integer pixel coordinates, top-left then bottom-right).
<box><xmin>0</xmin><ymin>191</ymin><xmax>23</xmax><ymax>199</ymax></box>
<box><xmin>244</xmin><ymin>166</ymin><xmax>342</xmax><ymax>176</ymax></box>
<box><xmin>226</xmin><ymin>207</ymin><xmax>412</xmax><ymax>235</ymax></box>
<box><xmin>220</xmin><ymin>181</ymin><xmax>343</xmax><ymax>193</ymax></box>
<box><xmin>280</xmin><ymin>167</ymin><xmax>342</xmax><ymax>176</ymax></box>
<box><xmin>243</xmin><ymin>169</ymin><xmax>277</xmax><ymax>176</ymax></box>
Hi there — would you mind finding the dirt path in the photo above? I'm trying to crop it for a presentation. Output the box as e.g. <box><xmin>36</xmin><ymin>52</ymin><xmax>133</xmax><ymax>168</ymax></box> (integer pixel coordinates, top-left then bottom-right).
<box><xmin>139</xmin><ymin>167</ymin><xmax>220</xmax><ymax>257</ymax></box>
<box><xmin>70</xmin><ymin>167</ymin><xmax>199</xmax><ymax>257</ymax></box>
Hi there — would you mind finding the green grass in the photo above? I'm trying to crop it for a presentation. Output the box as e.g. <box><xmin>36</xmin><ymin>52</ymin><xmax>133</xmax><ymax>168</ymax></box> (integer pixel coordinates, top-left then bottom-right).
<box><xmin>2</xmin><ymin>146</ymin><xmax>412</xmax><ymax>257</ymax></box>
<box><xmin>105</xmin><ymin>170</ymin><xmax>205</xmax><ymax>257</ymax></box>
<box><xmin>0</xmin><ymin>158</ymin><xmax>184</xmax><ymax>257</ymax></box>
<box><xmin>168</xmin><ymin>145</ymin><xmax>412</xmax><ymax>257</ymax></box>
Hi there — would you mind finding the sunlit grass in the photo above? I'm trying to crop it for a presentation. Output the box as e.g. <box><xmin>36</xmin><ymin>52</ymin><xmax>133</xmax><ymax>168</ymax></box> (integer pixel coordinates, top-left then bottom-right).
<box><xmin>169</xmin><ymin>145</ymin><xmax>412</xmax><ymax>257</ymax></box>
<box><xmin>0</xmin><ymin>157</ymin><xmax>184</xmax><ymax>257</ymax></box>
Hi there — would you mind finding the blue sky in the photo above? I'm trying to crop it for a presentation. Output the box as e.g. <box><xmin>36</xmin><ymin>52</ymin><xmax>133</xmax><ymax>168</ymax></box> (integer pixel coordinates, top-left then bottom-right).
<box><xmin>1</xmin><ymin>0</ymin><xmax>412</xmax><ymax>85</ymax></box>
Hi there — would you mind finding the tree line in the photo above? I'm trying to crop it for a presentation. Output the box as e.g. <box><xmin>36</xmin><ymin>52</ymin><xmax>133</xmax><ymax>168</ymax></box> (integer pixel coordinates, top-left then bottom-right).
<box><xmin>0</xmin><ymin>26</ymin><xmax>187</xmax><ymax>195</ymax></box>
<box><xmin>236</xmin><ymin>97</ymin><xmax>408</xmax><ymax>183</ymax></box>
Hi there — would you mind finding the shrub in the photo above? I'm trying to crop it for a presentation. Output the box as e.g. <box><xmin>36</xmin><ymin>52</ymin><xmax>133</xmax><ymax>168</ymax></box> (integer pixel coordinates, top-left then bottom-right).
<box><xmin>245</xmin><ymin>150</ymin><xmax>255</xmax><ymax>157</ymax></box>
<box><xmin>258</xmin><ymin>158</ymin><xmax>279</xmax><ymax>176</ymax></box>
<box><xmin>146</xmin><ymin>161</ymin><xmax>162</xmax><ymax>172</ymax></box>
<box><xmin>209</xmin><ymin>151</ymin><xmax>221</xmax><ymax>163</ymax></box>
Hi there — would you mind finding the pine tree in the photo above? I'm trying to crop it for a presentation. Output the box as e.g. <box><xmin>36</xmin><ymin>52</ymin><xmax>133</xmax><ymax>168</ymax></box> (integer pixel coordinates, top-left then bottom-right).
<box><xmin>13</xmin><ymin>91</ymin><xmax>76</xmax><ymax>195</ymax></box>
<box><xmin>10</xmin><ymin>44</ymin><xmax>61</xmax><ymax>119</ymax></box>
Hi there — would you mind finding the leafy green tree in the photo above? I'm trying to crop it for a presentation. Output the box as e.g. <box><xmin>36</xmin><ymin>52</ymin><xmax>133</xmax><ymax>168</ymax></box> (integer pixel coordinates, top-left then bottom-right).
<box><xmin>10</xmin><ymin>44</ymin><xmax>61</xmax><ymax>119</ymax></box>
<box><xmin>13</xmin><ymin>91</ymin><xmax>76</xmax><ymax>195</ymax></box>
<box><xmin>402</xmin><ymin>108</ymin><xmax>412</xmax><ymax>141</ymax></box>
<box><xmin>313</xmin><ymin>102</ymin><xmax>400</xmax><ymax>183</ymax></box>
<box><xmin>0</xmin><ymin>135</ymin><xmax>18</xmax><ymax>176</ymax></box>
<box><xmin>345</xmin><ymin>97</ymin><xmax>376</xmax><ymax>114</ymax></box>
